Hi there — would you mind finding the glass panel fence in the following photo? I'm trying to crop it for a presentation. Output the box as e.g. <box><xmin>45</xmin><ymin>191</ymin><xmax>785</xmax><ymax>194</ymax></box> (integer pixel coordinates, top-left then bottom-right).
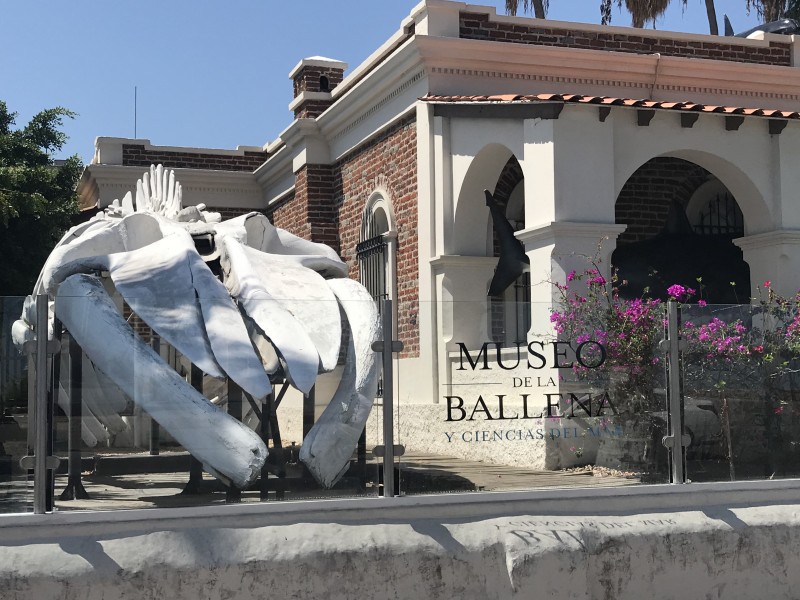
<box><xmin>396</xmin><ymin>300</ymin><xmax>671</xmax><ymax>496</ymax></box>
<box><xmin>0</xmin><ymin>297</ymin><xmax>31</xmax><ymax>513</ymax></box>
<box><xmin>8</xmin><ymin>288</ymin><xmax>800</xmax><ymax>513</ymax></box>
<box><xmin>3</xmin><ymin>294</ymin><xmax>381</xmax><ymax>513</ymax></box>
<box><xmin>681</xmin><ymin>302</ymin><xmax>800</xmax><ymax>483</ymax></box>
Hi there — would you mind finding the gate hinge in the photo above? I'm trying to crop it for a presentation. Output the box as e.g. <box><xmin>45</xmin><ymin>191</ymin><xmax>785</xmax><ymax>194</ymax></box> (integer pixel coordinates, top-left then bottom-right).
<box><xmin>371</xmin><ymin>340</ymin><xmax>404</xmax><ymax>353</ymax></box>
<box><xmin>661</xmin><ymin>434</ymin><xmax>692</xmax><ymax>449</ymax></box>
<box><xmin>20</xmin><ymin>455</ymin><xmax>61</xmax><ymax>470</ymax></box>
<box><xmin>372</xmin><ymin>444</ymin><xmax>406</xmax><ymax>458</ymax></box>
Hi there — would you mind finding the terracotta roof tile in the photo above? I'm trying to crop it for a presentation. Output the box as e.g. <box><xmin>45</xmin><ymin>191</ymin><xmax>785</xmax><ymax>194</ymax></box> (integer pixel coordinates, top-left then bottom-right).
<box><xmin>535</xmin><ymin>93</ymin><xmax>563</xmax><ymax>101</ymax></box>
<box><xmin>421</xmin><ymin>93</ymin><xmax>796</xmax><ymax>123</ymax></box>
<box><xmin>487</xmin><ymin>94</ymin><xmax>521</xmax><ymax>102</ymax></box>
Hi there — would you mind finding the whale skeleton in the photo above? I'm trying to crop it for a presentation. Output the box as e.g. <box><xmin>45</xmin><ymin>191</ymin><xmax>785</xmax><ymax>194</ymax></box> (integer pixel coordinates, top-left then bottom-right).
<box><xmin>12</xmin><ymin>165</ymin><xmax>380</xmax><ymax>490</ymax></box>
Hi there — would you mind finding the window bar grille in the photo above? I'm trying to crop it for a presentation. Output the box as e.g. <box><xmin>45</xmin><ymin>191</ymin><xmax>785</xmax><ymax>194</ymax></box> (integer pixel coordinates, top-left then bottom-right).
<box><xmin>357</xmin><ymin>234</ymin><xmax>389</xmax><ymax>397</ymax></box>
<box><xmin>695</xmin><ymin>193</ymin><xmax>743</xmax><ymax>237</ymax></box>
<box><xmin>513</xmin><ymin>272</ymin><xmax>531</xmax><ymax>344</ymax></box>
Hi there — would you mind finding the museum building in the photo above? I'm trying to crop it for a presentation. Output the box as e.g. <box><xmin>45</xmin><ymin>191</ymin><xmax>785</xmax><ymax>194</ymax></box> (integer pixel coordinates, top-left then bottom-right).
<box><xmin>77</xmin><ymin>0</ymin><xmax>800</xmax><ymax>466</ymax></box>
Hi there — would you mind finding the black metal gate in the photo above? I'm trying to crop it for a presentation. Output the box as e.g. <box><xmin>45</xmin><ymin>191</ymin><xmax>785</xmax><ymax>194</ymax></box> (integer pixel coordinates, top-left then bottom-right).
<box><xmin>356</xmin><ymin>235</ymin><xmax>389</xmax><ymax>306</ymax></box>
<box><xmin>357</xmin><ymin>233</ymin><xmax>389</xmax><ymax>398</ymax></box>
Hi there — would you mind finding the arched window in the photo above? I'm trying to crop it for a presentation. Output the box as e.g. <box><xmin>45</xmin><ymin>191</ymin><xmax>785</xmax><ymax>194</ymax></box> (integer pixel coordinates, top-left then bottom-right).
<box><xmin>356</xmin><ymin>191</ymin><xmax>397</xmax><ymax>398</ymax></box>
<box><xmin>356</xmin><ymin>193</ymin><xmax>396</xmax><ymax>307</ymax></box>
<box><xmin>686</xmin><ymin>179</ymin><xmax>744</xmax><ymax>238</ymax></box>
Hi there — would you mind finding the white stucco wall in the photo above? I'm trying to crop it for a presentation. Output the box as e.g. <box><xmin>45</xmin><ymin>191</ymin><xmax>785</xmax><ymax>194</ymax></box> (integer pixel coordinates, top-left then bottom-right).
<box><xmin>3</xmin><ymin>482</ymin><xmax>800</xmax><ymax>599</ymax></box>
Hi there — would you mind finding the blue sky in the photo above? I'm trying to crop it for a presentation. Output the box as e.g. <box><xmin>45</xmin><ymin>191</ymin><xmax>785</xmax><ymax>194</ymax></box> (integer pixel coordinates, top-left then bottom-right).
<box><xmin>1</xmin><ymin>1</ymin><xmax>763</xmax><ymax>163</ymax></box>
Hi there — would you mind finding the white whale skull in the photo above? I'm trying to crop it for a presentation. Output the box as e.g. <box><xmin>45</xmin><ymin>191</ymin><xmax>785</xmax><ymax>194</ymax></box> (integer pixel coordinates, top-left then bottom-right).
<box><xmin>12</xmin><ymin>165</ymin><xmax>380</xmax><ymax>489</ymax></box>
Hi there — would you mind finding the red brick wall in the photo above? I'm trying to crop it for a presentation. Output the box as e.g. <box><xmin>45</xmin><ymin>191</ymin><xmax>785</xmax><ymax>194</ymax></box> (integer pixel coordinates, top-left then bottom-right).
<box><xmin>460</xmin><ymin>12</ymin><xmax>792</xmax><ymax>66</ymax></box>
<box><xmin>292</xmin><ymin>67</ymin><xmax>344</xmax><ymax>96</ymax></box>
<box><xmin>270</xmin><ymin>166</ymin><xmax>339</xmax><ymax>253</ymax></box>
<box><xmin>268</xmin><ymin>117</ymin><xmax>419</xmax><ymax>356</ymax></box>
<box><xmin>270</xmin><ymin>192</ymin><xmax>301</xmax><ymax>232</ymax></box>
<box><xmin>295</xmin><ymin>100</ymin><xmax>335</xmax><ymax>119</ymax></box>
<box><xmin>122</xmin><ymin>145</ymin><xmax>268</xmax><ymax>172</ymax></box>
<box><xmin>615</xmin><ymin>157</ymin><xmax>712</xmax><ymax>245</ymax></box>
<box><xmin>333</xmin><ymin>117</ymin><xmax>419</xmax><ymax>356</ymax></box>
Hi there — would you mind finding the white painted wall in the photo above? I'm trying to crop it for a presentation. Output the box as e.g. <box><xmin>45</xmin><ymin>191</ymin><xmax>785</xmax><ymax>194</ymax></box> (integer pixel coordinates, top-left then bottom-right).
<box><xmin>3</xmin><ymin>482</ymin><xmax>800</xmax><ymax>600</ymax></box>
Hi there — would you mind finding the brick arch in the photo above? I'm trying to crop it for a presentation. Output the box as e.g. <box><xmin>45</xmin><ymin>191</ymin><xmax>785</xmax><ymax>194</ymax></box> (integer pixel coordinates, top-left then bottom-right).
<box><xmin>615</xmin><ymin>157</ymin><xmax>714</xmax><ymax>246</ymax></box>
<box><xmin>613</xmin><ymin>156</ymin><xmax>751</xmax><ymax>302</ymax></box>
<box><xmin>489</xmin><ymin>157</ymin><xmax>527</xmax><ymax>345</ymax></box>
<box><xmin>489</xmin><ymin>156</ymin><xmax>525</xmax><ymax>252</ymax></box>
<box><xmin>615</xmin><ymin>149</ymin><xmax>770</xmax><ymax>236</ymax></box>
<box><xmin>492</xmin><ymin>156</ymin><xmax>524</xmax><ymax>210</ymax></box>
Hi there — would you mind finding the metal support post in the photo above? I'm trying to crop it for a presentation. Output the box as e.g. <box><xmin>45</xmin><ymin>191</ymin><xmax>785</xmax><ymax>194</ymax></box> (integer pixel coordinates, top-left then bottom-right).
<box><xmin>302</xmin><ymin>385</ymin><xmax>315</xmax><ymax>439</ymax></box>
<box><xmin>181</xmin><ymin>364</ymin><xmax>204</xmax><ymax>495</ymax></box>
<box><xmin>226</xmin><ymin>380</ymin><xmax>243</xmax><ymax>503</ymax></box>
<box><xmin>357</xmin><ymin>428</ymin><xmax>367</xmax><ymax>493</ymax></box>
<box><xmin>260</xmin><ymin>382</ymin><xmax>288</xmax><ymax>501</ymax></box>
<box><xmin>268</xmin><ymin>392</ymin><xmax>285</xmax><ymax>500</ymax></box>
<box><xmin>149</xmin><ymin>336</ymin><xmax>161</xmax><ymax>456</ymax></box>
<box><xmin>59</xmin><ymin>333</ymin><xmax>88</xmax><ymax>500</ymax></box>
<box><xmin>45</xmin><ymin>317</ymin><xmax>59</xmax><ymax>511</ymax></box>
<box><xmin>21</xmin><ymin>297</ymin><xmax>60</xmax><ymax>512</ymax></box>
<box><xmin>662</xmin><ymin>301</ymin><xmax>689</xmax><ymax>484</ymax></box>
<box><xmin>33</xmin><ymin>295</ymin><xmax>53</xmax><ymax>513</ymax></box>
<box><xmin>25</xmin><ymin>346</ymin><xmax>36</xmax><ymax>465</ymax></box>
<box><xmin>371</xmin><ymin>299</ymin><xmax>404</xmax><ymax>498</ymax></box>
<box><xmin>260</xmin><ymin>389</ymin><xmax>273</xmax><ymax>501</ymax></box>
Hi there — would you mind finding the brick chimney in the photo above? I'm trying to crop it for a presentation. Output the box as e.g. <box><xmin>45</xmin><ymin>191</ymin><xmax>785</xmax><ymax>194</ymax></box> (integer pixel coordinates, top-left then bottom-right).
<box><xmin>288</xmin><ymin>56</ymin><xmax>347</xmax><ymax>119</ymax></box>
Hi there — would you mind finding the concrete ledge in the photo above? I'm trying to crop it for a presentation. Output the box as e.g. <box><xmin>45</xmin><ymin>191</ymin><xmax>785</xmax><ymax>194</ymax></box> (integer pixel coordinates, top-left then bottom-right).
<box><xmin>2</xmin><ymin>482</ymin><xmax>800</xmax><ymax>598</ymax></box>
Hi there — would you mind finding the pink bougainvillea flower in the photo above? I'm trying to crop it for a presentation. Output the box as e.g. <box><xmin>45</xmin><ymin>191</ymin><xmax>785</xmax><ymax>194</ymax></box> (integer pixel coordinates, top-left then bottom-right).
<box><xmin>667</xmin><ymin>284</ymin><xmax>696</xmax><ymax>302</ymax></box>
<box><xmin>764</xmin><ymin>280</ymin><xmax>771</xmax><ymax>288</ymax></box>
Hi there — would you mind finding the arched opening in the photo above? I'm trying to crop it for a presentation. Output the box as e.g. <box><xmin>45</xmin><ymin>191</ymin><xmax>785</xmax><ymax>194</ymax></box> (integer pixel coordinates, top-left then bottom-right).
<box><xmin>486</xmin><ymin>156</ymin><xmax>529</xmax><ymax>346</ymax></box>
<box><xmin>452</xmin><ymin>143</ymin><xmax>516</xmax><ymax>256</ymax></box>
<box><xmin>612</xmin><ymin>157</ymin><xmax>750</xmax><ymax>303</ymax></box>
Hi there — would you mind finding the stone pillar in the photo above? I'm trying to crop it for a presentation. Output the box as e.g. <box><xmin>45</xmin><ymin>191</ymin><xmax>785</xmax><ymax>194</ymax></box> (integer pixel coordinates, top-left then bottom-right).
<box><xmin>431</xmin><ymin>255</ymin><xmax>497</xmax><ymax>401</ymax></box>
<box><xmin>516</xmin><ymin>222</ymin><xmax>626</xmax><ymax>339</ymax></box>
<box><xmin>735</xmin><ymin>230</ymin><xmax>800</xmax><ymax>299</ymax></box>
